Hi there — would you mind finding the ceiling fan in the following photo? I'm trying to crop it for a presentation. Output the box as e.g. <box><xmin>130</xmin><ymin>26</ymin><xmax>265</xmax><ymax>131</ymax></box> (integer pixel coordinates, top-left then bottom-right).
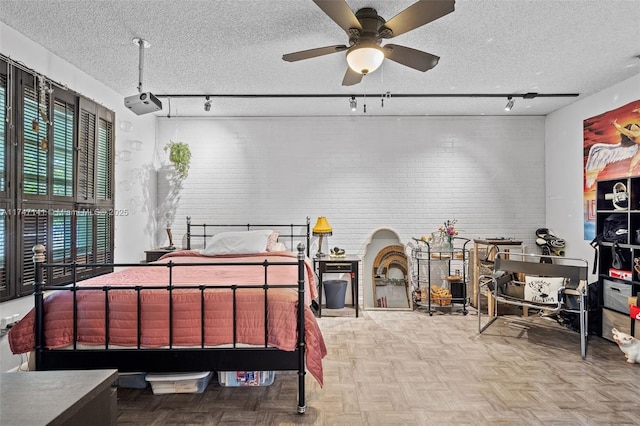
<box><xmin>282</xmin><ymin>0</ymin><xmax>455</xmax><ymax>86</ymax></box>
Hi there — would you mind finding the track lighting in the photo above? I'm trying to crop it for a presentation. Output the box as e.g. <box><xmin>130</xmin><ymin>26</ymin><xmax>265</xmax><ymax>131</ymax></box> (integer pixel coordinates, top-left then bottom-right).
<box><xmin>504</xmin><ymin>96</ymin><xmax>515</xmax><ymax>111</ymax></box>
<box><xmin>204</xmin><ymin>96</ymin><xmax>212</xmax><ymax>112</ymax></box>
<box><xmin>349</xmin><ymin>96</ymin><xmax>357</xmax><ymax>112</ymax></box>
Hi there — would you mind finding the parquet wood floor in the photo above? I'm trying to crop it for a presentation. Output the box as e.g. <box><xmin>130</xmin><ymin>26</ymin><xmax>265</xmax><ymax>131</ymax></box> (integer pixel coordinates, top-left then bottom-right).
<box><xmin>117</xmin><ymin>308</ymin><xmax>640</xmax><ymax>425</ymax></box>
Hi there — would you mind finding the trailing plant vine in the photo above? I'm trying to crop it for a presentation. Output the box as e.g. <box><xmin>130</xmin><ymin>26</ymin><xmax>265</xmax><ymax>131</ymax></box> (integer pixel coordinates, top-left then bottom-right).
<box><xmin>164</xmin><ymin>140</ymin><xmax>191</xmax><ymax>180</ymax></box>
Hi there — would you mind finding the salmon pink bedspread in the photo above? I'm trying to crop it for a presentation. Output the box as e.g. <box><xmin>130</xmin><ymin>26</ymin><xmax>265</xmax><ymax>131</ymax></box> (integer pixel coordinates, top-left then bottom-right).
<box><xmin>9</xmin><ymin>251</ymin><xmax>327</xmax><ymax>385</ymax></box>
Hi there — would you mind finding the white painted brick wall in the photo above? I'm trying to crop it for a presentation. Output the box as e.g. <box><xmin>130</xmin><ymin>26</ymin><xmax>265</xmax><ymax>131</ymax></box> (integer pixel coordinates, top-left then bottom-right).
<box><xmin>156</xmin><ymin>116</ymin><xmax>544</xmax><ymax>307</ymax></box>
<box><xmin>156</xmin><ymin>115</ymin><xmax>545</xmax><ymax>257</ymax></box>
<box><xmin>156</xmin><ymin>117</ymin><xmax>545</xmax><ymax>306</ymax></box>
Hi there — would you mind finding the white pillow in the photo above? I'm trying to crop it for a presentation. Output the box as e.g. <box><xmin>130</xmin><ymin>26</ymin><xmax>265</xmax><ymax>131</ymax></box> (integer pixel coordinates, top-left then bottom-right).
<box><xmin>201</xmin><ymin>230</ymin><xmax>273</xmax><ymax>255</ymax></box>
<box><xmin>524</xmin><ymin>276</ymin><xmax>565</xmax><ymax>304</ymax></box>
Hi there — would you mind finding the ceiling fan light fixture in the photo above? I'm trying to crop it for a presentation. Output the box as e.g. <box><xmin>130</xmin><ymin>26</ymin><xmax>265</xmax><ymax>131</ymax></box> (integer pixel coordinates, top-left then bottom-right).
<box><xmin>346</xmin><ymin>44</ymin><xmax>385</xmax><ymax>75</ymax></box>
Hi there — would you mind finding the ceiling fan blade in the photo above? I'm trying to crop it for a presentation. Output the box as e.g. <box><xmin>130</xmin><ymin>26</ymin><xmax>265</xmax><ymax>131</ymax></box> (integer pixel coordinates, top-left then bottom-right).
<box><xmin>283</xmin><ymin>45</ymin><xmax>348</xmax><ymax>62</ymax></box>
<box><xmin>342</xmin><ymin>67</ymin><xmax>363</xmax><ymax>86</ymax></box>
<box><xmin>313</xmin><ymin>0</ymin><xmax>362</xmax><ymax>33</ymax></box>
<box><xmin>383</xmin><ymin>0</ymin><xmax>455</xmax><ymax>38</ymax></box>
<box><xmin>384</xmin><ymin>44</ymin><xmax>440</xmax><ymax>72</ymax></box>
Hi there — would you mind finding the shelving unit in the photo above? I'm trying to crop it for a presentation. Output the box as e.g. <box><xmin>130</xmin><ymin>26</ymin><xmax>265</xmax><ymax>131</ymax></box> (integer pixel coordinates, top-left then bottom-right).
<box><xmin>595</xmin><ymin>177</ymin><xmax>640</xmax><ymax>341</ymax></box>
<box><xmin>411</xmin><ymin>237</ymin><xmax>471</xmax><ymax>315</ymax></box>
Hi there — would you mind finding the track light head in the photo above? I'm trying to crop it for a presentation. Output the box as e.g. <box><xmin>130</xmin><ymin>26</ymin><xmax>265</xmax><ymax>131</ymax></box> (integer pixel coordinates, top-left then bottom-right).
<box><xmin>504</xmin><ymin>96</ymin><xmax>515</xmax><ymax>111</ymax></box>
<box><xmin>204</xmin><ymin>96</ymin><xmax>212</xmax><ymax>112</ymax></box>
<box><xmin>349</xmin><ymin>96</ymin><xmax>357</xmax><ymax>112</ymax></box>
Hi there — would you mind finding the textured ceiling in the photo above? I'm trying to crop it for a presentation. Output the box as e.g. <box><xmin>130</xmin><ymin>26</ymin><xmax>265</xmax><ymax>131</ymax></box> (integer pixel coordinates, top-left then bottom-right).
<box><xmin>1</xmin><ymin>0</ymin><xmax>639</xmax><ymax>117</ymax></box>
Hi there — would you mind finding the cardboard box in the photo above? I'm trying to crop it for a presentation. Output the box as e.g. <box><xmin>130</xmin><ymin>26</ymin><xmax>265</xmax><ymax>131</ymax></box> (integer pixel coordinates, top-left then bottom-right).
<box><xmin>608</xmin><ymin>268</ymin><xmax>633</xmax><ymax>280</ymax></box>
<box><xmin>602</xmin><ymin>309</ymin><xmax>631</xmax><ymax>343</ymax></box>
<box><xmin>217</xmin><ymin>371</ymin><xmax>275</xmax><ymax>387</ymax></box>
<box><xmin>631</xmin><ymin>306</ymin><xmax>640</xmax><ymax>339</ymax></box>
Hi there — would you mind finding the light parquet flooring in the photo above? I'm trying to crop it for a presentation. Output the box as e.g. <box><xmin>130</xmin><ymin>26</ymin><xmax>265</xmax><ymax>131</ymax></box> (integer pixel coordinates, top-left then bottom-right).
<box><xmin>117</xmin><ymin>308</ymin><xmax>640</xmax><ymax>425</ymax></box>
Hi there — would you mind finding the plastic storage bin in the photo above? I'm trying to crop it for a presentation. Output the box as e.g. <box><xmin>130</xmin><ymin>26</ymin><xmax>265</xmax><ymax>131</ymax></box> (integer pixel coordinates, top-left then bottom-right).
<box><xmin>324</xmin><ymin>279</ymin><xmax>347</xmax><ymax>309</ymax></box>
<box><xmin>217</xmin><ymin>371</ymin><xmax>275</xmax><ymax>387</ymax></box>
<box><xmin>115</xmin><ymin>372</ymin><xmax>148</xmax><ymax>389</ymax></box>
<box><xmin>602</xmin><ymin>279</ymin><xmax>632</xmax><ymax>314</ymax></box>
<box><xmin>601</xmin><ymin>309</ymin><xmax>631</xmax><ymax>342</ymax></box>
<box><xmin>145</xmin><ymin>371</ymin><xmax>212</xmax><ymax>394</ymax></box>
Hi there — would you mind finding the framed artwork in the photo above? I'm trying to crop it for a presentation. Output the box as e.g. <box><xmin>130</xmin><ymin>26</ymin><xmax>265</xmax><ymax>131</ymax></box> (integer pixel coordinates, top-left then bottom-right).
<box><xmin>583</xmin><ymin>99</ymin><xmax>640</xmax><ymax>240</ymax></box>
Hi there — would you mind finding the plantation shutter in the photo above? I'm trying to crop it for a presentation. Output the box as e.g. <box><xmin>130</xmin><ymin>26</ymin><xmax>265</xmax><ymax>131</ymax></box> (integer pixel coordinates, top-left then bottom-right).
<box><xmin>50</xmin><ymin>207</ymin><xmax>73</xmax><ymax>283</ymax></box>
<box><xmin>75</xmin><ymin>208</ymin><xmax>93</xmax><ymax>265</ymax></box>
<box><xmin>0</xmin><ymin>72</ymin><xmax>8</xmax><ymax>299</ymax></box>
<box><xmin>52</xmin><ymin>99</ymin><xmax>74</xmax><ymax>198</ymax></box>
<box><xmin>0</xmin><ymin>206</ymin><xmax>8</xmax><ymax>299</ymax></box>
<box><xmin>95</xmin><ymin>210</ymin><xmax>113</xmax><ymax>264</ymax></box>
<box><xmin>22</xmin><ymin>86</ymin><xmax>48</xmax><ymax>197</ymax></box>
<box><xmin>0</xmin><ymin>72</ymin><xmax>6</xmax><ymax>194</ymax></box>
<box><xmin>21</xmin><ymin>210</ymin><xmax>48</xmax><ymax>294</ymax></box>
<box><xmin>97</xmin><ymin>116</ymin><xmax>113</xmax><ymax>201</ymax></box>
<box><xmin>1</xmin><ymin>62</ymin><xmax>115</xmax><ymax>301</ymax></box>
<box><xmin>77</xmin><ymin>102</ymin><xmax>96</xmax><ymax>203</ymax></box>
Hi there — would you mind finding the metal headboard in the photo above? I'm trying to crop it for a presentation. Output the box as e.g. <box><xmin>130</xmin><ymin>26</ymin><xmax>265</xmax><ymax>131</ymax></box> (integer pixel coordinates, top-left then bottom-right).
<box><xmin>185</xmin><ymin>216</ymin><xmax>311</xmax><ymax>257</ymax></box>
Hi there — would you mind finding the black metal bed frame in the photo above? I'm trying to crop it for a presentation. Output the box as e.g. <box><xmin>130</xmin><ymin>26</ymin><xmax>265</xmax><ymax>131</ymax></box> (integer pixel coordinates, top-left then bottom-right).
<box><xmin>31</xmin><ymin>219</ymin><xmax>312</xmax><ymax>414</ymax></box>
<box><xmin>186</xmin><ymin>216</ymin><xmax>311</xmax><ymax>257</ymax></box>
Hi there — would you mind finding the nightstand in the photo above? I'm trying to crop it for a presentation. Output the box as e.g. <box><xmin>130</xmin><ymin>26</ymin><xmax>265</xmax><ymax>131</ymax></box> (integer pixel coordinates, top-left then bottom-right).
<box><xmin>144</xmin><ymin>248</ymin><xmax>177</xmax><ymax>263</ymax></box>
<box><xmin>314</xmin><ymin>255</ymin><xmax>360</xmax><ymax>318</ymax></box>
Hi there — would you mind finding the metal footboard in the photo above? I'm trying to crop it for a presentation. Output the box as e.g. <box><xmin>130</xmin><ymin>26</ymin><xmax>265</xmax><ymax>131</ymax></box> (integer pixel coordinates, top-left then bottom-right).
<box><xmin>31</xmin><ymin>243</ymin><xmax>309</xmax><ymax>413</ymax></box>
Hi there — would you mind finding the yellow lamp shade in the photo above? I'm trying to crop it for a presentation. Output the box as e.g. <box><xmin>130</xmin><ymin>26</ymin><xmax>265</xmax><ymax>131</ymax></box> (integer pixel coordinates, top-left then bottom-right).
<box><xmin>312</xmin><ymin>216</ymin><xmax>332</xmax><ymax>235</ymax></box>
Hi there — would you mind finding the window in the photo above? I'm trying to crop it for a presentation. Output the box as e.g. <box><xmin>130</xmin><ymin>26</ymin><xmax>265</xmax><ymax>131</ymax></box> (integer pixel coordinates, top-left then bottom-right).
<box><xmin>20</xmin><ymin>209</ymin><xmax>49</xmax><ymax>294</ymax></box>
<box><xmin>50</xmin><ymin>207</ymin><xmax>73</xmax><ymax>283</ymax></box>
<box><xmin>0</xmin><ymin>72</ymin><xmax>6</xmax><ymax>193</ymax></box>
<box><xmin>97</xmin><ymin>117</ymin><xmax>113</xmax><ymax>201</ymax></box>
<box><xmin>53</xmin><ymin>99</ymin><xmax>74</xmax><ymax>197</ymax></box>
<box><xmin>0</xmin><ymin>207</ymin><xmax>7</xmax><ymax>299</ymax></box>
<box><xmin>78</xmin><ymin>103</ymin><xmax>96</xmax><ymax>203</ymax></box>
<box><xmin>22</xmin><ymin>84</ymin><xmax>48</xmax><ymax>197</ymax></box>
<box><xmin>0</xmin><ymin>58</ymin><xmax>114</xmax><ymax>301</ymax></box>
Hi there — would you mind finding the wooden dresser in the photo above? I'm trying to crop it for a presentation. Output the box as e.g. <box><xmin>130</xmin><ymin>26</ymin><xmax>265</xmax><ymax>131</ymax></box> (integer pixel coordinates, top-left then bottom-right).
<box><xmin>0</xmin><ymin>369</ymin><xmax>118</xmax><ymax>425</ymax></box>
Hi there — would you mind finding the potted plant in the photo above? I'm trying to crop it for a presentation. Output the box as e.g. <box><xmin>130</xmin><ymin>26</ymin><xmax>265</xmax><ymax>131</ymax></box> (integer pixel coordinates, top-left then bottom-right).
<box><xmin>164</xmin><ymin>141</ymin><xmax>191</xmax><ymax>180</ymax></box>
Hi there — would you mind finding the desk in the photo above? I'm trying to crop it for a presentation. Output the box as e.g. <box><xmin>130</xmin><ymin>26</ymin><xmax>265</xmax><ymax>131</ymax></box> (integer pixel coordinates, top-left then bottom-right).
<box><xmin>315</xmin><ymin>256</ymin><xmax>360</xmax><ymax>318</ymax></box>
<box><xmin>0</xmin><ymin>369</ymin><xmax>117</xmax><ymax>426</ymax></box>
<box><xmin>473</xmin><ymin>239</ymin><xmax>523</xmax><ymax>315</ymax></box>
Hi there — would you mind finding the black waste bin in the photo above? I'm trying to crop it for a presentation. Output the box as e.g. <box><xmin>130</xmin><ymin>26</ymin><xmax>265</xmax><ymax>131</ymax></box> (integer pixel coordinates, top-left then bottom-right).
<box><xmin>324</xmin><ymin>280</ymin><xmax>348</xmax><ymax>309</ymax></box>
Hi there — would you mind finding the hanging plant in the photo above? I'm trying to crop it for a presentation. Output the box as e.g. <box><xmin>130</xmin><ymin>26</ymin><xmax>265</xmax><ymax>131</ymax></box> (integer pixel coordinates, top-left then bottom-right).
<box><xmin>163</xmin><ymin>140</ymin><xmax>191</xmax><ymax>180</ymax></box>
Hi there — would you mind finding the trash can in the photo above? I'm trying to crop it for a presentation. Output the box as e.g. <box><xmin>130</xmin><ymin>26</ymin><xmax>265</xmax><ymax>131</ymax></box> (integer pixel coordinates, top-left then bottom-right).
<box><xmin>324</xmin><ymin>280</ymin><xmax>348</xmax><ymax>309</ymax></box>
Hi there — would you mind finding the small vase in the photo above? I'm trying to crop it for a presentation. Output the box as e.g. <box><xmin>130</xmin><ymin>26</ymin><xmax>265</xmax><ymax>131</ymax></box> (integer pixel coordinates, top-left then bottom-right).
<box><xmin>430</xmin><ymin>232</ymin><xmax>443</xmax><ymax>252</ymax></box>
<box><xmin>442</xmin><ymin>239</ymin><xmax>453</xmax><ymax>253</ymax></box>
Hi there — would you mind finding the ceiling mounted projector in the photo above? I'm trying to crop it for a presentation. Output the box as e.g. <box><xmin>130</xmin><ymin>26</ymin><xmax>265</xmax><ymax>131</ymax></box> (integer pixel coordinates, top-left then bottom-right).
<box><xmin>124</xmin><ymin>92</ymin><xmax>162</xmax><ymax>115</ymax></box>
<box><xmin>124</xmin><ymin>38</ymin><xmax>162</xmax><ymax>115</ymax></box>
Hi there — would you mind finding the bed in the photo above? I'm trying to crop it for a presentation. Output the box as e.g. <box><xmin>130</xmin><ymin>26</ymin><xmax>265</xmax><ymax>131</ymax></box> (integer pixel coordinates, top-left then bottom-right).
<box><xmin>8</xmin><ymin>218</ymin><xmax>326</xmax><ymax>414</ymax></box>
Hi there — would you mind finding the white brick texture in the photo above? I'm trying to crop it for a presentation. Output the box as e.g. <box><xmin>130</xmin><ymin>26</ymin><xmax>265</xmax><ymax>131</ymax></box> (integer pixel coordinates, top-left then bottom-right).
<box><xmin>156</xmin><ymin>115</ymin><xmax>545</xmax><ymax>256</ymax></box>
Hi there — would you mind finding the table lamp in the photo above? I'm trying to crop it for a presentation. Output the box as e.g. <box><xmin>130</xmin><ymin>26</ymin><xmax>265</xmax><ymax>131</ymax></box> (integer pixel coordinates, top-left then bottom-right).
<box><xmin>312</xmin><ymin>216</ymin><xmax>332</xmax><ymax>258</ymax></box>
